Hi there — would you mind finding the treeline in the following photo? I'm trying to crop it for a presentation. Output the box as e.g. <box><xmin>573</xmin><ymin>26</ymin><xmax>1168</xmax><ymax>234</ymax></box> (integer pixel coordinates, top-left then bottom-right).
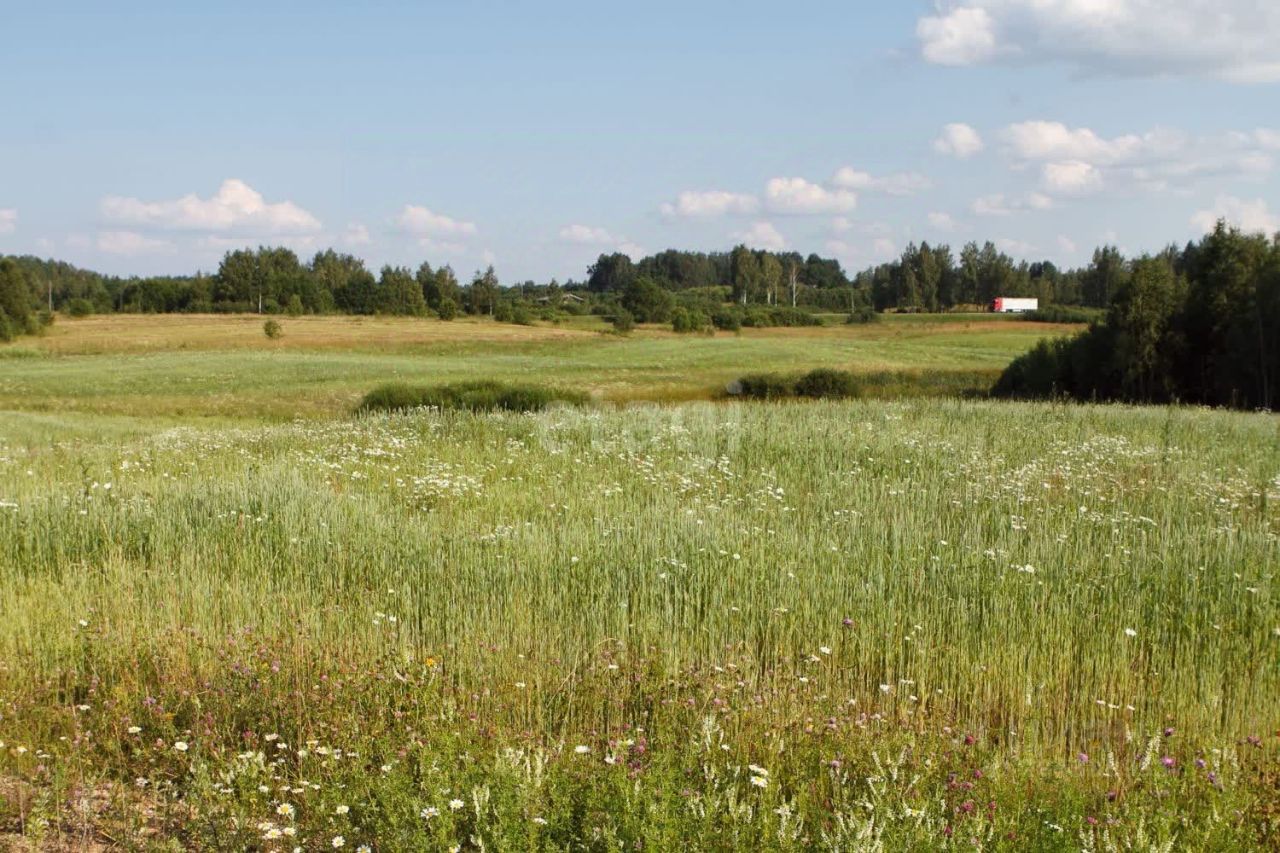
<box><xmin>0</xmin><ymin>249</ymin><xmax>514</xmax><ymax>319</ymax></box>
<box><xmin>995</xmin><ymin>224</ymin><xmax>1280</xmax><ymax>409</ymax></box>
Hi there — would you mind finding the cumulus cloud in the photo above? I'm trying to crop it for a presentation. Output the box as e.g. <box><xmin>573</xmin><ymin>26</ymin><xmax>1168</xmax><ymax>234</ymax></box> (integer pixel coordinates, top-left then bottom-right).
<box><xmin>928</xmin><ymin>211</ymin><xmax>957</xmax><ymax>231</ymax></box>
<box><xmin>764</xmin><ymin>177</ymin><xmax>857</xmax><ymax>215</ymax></box>
<box><xmin>918</xmin><ymin>6</ymin><xmax>998</xmax><ymax>65</ymax></box>
<box><xmin>1191</xmin><ymin>196</ymin><xmax>1279</xmax><ymax>235</ymax></box>
<box><xmin>971</xmin><ymin>192</ymin><xmax>1053</xmax><ymax>216</ymax></box>
<box><xmin>831</xmin><ymin>167</ymin><xmax>932</xmax><ymax>196</ymax></box>
<box><xmin>996</xmin><ymin>237</ymin><xmax>1037</xmax><ymax>255</ymax></box>
<box><xmin>396</xmin><ymin>205</ymin><xmax>478</xmax><ymax>239</ymax></box>
<box><xmin>1003</xmin><ymin>120</ymin><xmax>1178</xmax><ymax>165</ymax></box>
<box><xmin>934</xmin><ymin>123</ymin><xmax>985</xmax><ymax>158</ymax></box>
<box><xmin>1002</xmin><ymin>120</ymin><xmax>1275</xmax><ymax>193</ymax></box>
<box><xmin>916</xmin><ymin>1</ymin><xmax>1280</xmax><ymax>83</ymax></box>
<box><xmin>734</xmin><ymin>221</ymin><xmax>787</xmax><ymax>251</ymax></box>
<box><xmin>342</xmin><ymin>223</ymin><xmax>371</xmax><ymax>246</ymax></box>
<box><xmin>1041</xmin><ymin>160</ymin><xmax>1104</xmax><ymax>193</ymax></box>
<box><xmin>101</xmin><ymin>179</ymin><xmax>321</xmax><ymax>234</ymax></box>
<box><xmin>96</xmin><ymin>230</ymin><xmax>174</xmax><ymax>256</ymax></box>
<box><xmin>1057</xmin><ymin>235</ymin><xmax>1079</xmax><ymax>255</ymax></box>
<box><xmin>660</xmin><ymin>190</ymin><xmax>759</xmax><ymax>217</ymax></box>
<box><xmin>559</xmin><ymin>223</ymin><xmax>644</xmax><ymax>258</ymax></box>
<box><xmin>558</xmin><ymin>224</ymin><xmax>616</xmax><ymax>244</ymax></box>
<box><xmin>0</xmin><ymin>209</ymin><xmax>15</xmax><ymax>234</ymax></box>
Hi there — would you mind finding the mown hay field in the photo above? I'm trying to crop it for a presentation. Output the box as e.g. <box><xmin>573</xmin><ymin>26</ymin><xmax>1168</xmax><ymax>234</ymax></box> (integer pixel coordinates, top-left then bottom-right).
<box><xmin>0</xmin><ymin>314</ymin><xmax>1276</xmax><ymax>850</ymax></box>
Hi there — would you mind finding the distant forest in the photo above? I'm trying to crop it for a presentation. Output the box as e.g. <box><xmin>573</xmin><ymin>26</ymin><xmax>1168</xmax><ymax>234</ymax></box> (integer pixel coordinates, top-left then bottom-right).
<box><xmin>0</xmin><ymin>234</ymin><xmax>1204</xmax><ymax>323</ymax></box>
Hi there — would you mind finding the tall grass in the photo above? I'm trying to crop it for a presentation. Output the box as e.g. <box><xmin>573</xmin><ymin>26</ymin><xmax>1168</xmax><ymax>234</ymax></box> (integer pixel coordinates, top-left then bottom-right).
<box><xmin>0</xmin><ymin>400</ymin><xmax>1275</xmax><ymax>847</ymax></box>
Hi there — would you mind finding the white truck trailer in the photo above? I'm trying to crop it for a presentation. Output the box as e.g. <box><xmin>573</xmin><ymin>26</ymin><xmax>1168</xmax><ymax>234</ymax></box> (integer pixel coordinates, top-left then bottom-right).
<box><xmin>992</xmin><ymin>297</ymin><xmax>1039</xmax><ymax>313</ymax></box>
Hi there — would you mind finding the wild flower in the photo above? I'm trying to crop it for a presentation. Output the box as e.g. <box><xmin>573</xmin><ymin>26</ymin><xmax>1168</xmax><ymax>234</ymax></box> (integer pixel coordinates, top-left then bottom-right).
<box><xmin>174</xmin><ymin>741</ymin><xmax>189</xmax><ymax>752</ymax></box>
<box><xmin>357</xmin><ymin>846</ymin><xmax>371</xmax><ymax>853</ymax></box>
<box><xmin>448</xmin><ymin>798</ymin><xmax>465</xmax><ymax>811</ymax></box>
<box><xmin>276</xmin><ymin>803</ymin><xmax>295</xmax><ymax>818</ymax></box>
<box><xmin>332</xmin><ymin>837</ymin><xmax>345</xmax><ymax>848</ymax></box>
<box><xmin>127</xmin><ymin>726</ymin><xmax>141</xmax><ymax>734</ymax></box>
<box><xmin>336</xmin><ymin>805</ymin><xmax>350</xmax><ymax>815</ymax></box>
<box><xmin>421</xmin><ymin>807</ymin><xmax>439</xmax><ymax>819</ymax></box>
<box><xmin>750</xmin><ymin>775</ymin><xmax>768</xmax><ymax>788</ymax></box>
<box><xmin>533</xmin><ymin>817</ymin><xmax>547</xmax><ymax>825</ymax></box>
<box><xmin>574</xmin><ymin>744</ymin><xmax>590</xmax><ymax>754</ymax></box>
<box><xmin>1124</xmin><ymin>628</ymin><xmax>1137</xmax><ymax>638</ymax></box>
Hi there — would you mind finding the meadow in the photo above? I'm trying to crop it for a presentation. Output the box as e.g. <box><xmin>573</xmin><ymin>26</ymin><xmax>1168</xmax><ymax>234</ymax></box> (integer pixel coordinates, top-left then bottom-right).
<box><xmin>0</xmin><ymin>314</ymin><xmax>1276</xmax><ymax>850</ymax></box>
<box><xmin>0</xmin><ymin>313</ymin><xmax>1072</xmax><ymax>417</ymax></box>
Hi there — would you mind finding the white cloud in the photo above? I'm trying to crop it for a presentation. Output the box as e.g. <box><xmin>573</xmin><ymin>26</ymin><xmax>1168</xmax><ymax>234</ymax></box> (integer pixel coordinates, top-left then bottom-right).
<box><xmin>972</xmin><ymin>193</ymin><xmax>1052</xmax><ymax>216</ymax></box>
<box><xmin>917</xmin><ymin>6</ymin><xmax>998</xmax><ymax>65</ymax></box>
<box><xmin>872</xmin><ymin>237</ymin><xmax>898</xmax><ymax>259</ymax></box>
<box><xmin>997</xmin><ymin>237</ymin><xmax>1037</xmax><ymax>256</ymax></box>
<box><xmin>342</xmin><ymin>223</ymin><xmax>371</xmax><ymax>246</ymax></box>
<box><xmin>831</xmin><ymin>167</ymin><xmax>931</xmax><ymax>196</ymax></box>
<box><xmin>928</xmin><ymin>211</ymin><xmax>956</xmax><ymax>231</ymax></box>
<box><xmin>764</xmin><ymin>177</ymin><xmax>857</xmax><ymax>215</ymax></box>
<box><xmin>916</xmin><ymin>1</ymin><xmax>1280</xmax><ymax>83</ymax></box>
<box><xmin>934</xmin><ymin>123</ymin><xmax>985</xmax><ymax>158</ymax></box>
<box><xmin>1003</xmin><ymin>120</ymin><xmax>1275</xmax><ymax>193</ymax></box>
<box><xmin>101</xmin><ymin>179</ymin><xmax>321</xmax><ymax>234</ymax></box>
<box><xmin>734</xmin><ymin>221</ymin><xmax>787</xmax><ymax>251</ymax></box>
<box><xmin>558</xmin><ymin>224</ymin><xmax>616</xmax><ymax>244</ymax></box>
<box><xmin>1041</xmin><ymin>160</ymin><xmax>1103</xmax><ymax>193</ymax></box>
<box><xmin>1003</xmin><ymin>120</ymin><xmax>1176</xmax><ymax>165</ymax></box>
<box><xmin>1057</xmin><ymin>235</ymin><xmax>1079</xmax><ymax>255</ymax></box>
<box><xmin>1191</xmin><ymin>196</ymin><xmax>1280</xmax><ymax>235</ymax></box>
<box><xmin>559</xmin><ymin>224</ymin><xmax>644</xmax><ymax>258</ymax></box>
<box><xmin>660</xmin><ymin>190</ymin><xmax>759</xmax><ymax>217</ymax></box>
<box><xmin>831</xmin><ymin>216</ymin><xmax>854</xmax><ymax>234</ymax></box>
<box><xmin>396</xmin><ymin>205</ymin><xmax>478</xmax><ymax>239</ymax></box>
<box><xmin>0</xmin><ymin>209</ymin><xmax>15</xmax><ymax>234</ymax></box>
<box><xmin>96</xmin><ymin>230</ymin><xmax>174</xmax><ymax>256</ymax></box>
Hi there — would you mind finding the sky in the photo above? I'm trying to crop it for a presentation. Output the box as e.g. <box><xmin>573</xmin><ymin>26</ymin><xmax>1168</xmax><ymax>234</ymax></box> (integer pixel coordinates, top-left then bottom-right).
<box><xmin>0</xmin><ymin>0</ymin><xmax>1277</xmax><ymax>281</ymax></box>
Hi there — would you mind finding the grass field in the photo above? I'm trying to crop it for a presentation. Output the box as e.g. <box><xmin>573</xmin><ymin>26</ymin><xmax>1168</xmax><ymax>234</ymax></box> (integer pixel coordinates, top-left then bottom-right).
<box><xmin>0</xmin><ymin>313</ymin><xmax>1076</xmax><ymax>418</ymax></box>
<box><xmin>0</xmin><ymin>314</ymin><xmax>1277</xmax><ymax>850</ymax></box>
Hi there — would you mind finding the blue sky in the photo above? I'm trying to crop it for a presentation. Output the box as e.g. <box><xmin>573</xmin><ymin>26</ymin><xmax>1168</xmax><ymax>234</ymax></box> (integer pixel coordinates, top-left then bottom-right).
<box><xmin>0</xmin><ymin>1</ymin><xmax>1276</xmax><ymax>281</ymax></box>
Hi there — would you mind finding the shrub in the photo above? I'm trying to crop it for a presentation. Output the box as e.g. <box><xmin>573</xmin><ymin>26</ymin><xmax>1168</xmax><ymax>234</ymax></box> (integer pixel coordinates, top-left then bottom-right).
<box><xmin>671</xmin><ymin>307</ymin><xmax>709</xmax><ymax>333</ymax></box>
<box><xmin>66</xmin><ymin>298</ymin><xmax>94</xmax><ymax>318</ymax></box>
<box><xmin>712</xmin><ymin>308</ymin><xmax>742</xmax><ymax>332</ymax></box>
<box><xmin>510</xmin><ymin>305</ymin><xmax>534</xmax><ymax>326</ymax></box>
<box><xmin>1027</xmin><ymin>305</ymin><xmax>1103</xmax><ymax>324</ymax></box>
<box><xmin>493</xmin><ymin>302</ymin><xmax>514</xmax><ymax>323</ymax></box>
<box><xmin>741</xmin><ymin>307</ymin><xmax>823</xmax><ymax>328</ymax></box>
<box><xmin>846</xmin><ymin>304</ymin><xmax>878</xmax><ymax>324</ymax></box>
<box><xmin>285</xmin><ymin>295</ymin><xmax>304</xmax><ymax>316</ymax></box>
<box><xmin>731</xmin><ymin>373</ymin><xmax>794</xmax><ymax>400</ymax></box>
<box><xmin>357</xmin><ymin>381</ymin><xmax>587</xmax><ymax>415</ymax></box>
<box><xmin>612</xmin><ymin>309</ymin><xmax>635</xmax><ymax>334</ymax></box>
<box><xmin>437</xmin><ymin>298</ymin><xmax>459</xmax><ymax>321</ymax></box>
<box><xmin>794</xmin><ymin>368</ymin><xmax>860</xmax><ymax>399</ymax></box>
<box><xmin>263</xmin><ymin>319</ymin><xmax>283</xmax><ymax>340</ymax></box>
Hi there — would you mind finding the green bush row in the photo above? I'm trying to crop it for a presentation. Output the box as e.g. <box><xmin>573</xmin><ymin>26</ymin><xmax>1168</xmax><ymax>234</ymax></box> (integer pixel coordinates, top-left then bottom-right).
<box><xmin>729</xmin><ymin>368</ymin><xmax>861</xmax><ymax>400</ymax></box>
<box><xmin>357</xmin><ymin>381</ymin><xmax>588</xmax><ymax>414</ymax></box>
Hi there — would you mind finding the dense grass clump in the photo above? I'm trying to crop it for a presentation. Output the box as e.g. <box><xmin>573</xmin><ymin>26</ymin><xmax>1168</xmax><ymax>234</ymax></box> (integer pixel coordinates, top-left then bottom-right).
<box><xmin>358</xmin><ymin>380</ymin><xmax>587</xmax><ymax>414</ymax></box>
